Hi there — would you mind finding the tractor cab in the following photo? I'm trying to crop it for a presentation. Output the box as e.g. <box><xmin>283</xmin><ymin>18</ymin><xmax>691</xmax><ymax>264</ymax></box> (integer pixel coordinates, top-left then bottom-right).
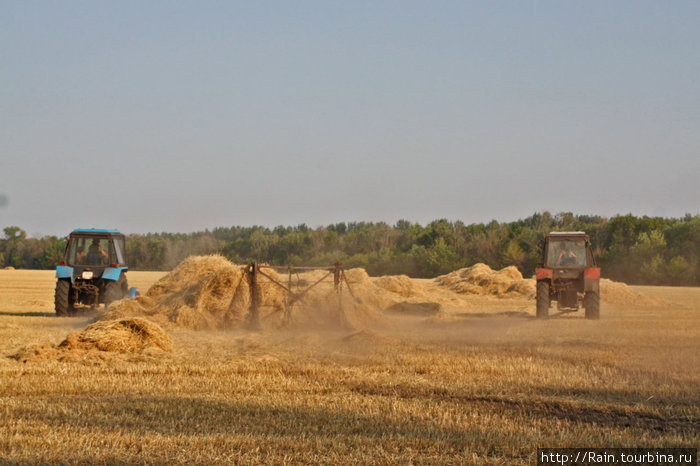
<box><xmin>64</xmin><ymin>231</ymin><xmax>127</xmax><ymax>269</ymax></box>
<box><xmin>543</xmin><ymin>233</ymin><xmax>594</xmax><ymax>269</ymax></box>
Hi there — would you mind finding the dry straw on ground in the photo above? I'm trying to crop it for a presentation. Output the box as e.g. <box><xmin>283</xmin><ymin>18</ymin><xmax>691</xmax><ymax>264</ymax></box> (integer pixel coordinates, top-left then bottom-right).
<box><xmin>435</xmin><ymin>263</ymin><xmax>536</xmax><ymax>297</ymax></box>
<box><xmin>600</xmin><ymin>278</ymin><xmax>661</xmax><ymax>306</ymax></box>
<box><xmin>107</xmin><ymin>256</ymin><xmax>392</xmax><ymax>330</ymax></box>
<box><xmin>374</xmin><ymin>274</ymin><xmax>428</xmax><ymax>298</ymax></box>
<box><xmin>434</xmin><ymin>263</ymin><xmax>659</xmax><ymax>305</ymax></box>
<box><xmin>60</xmin><ymin>317</ymin><xmax>173</xmax><ymax>353</ymax></box>
<box><xmin>28</xmin><ymin>257</ymin><xmax>662</xmax><ymax>363</ymax></box>
<box><xmin>11</xmin><ymin>317</ymin><xmax>172</xmax><ymax>362</ymax></box>
<box><xmin>106</xmin><ymin>255</ymin><xmax>286</xmax><ymax>330</ymax></box>
<box><xmin>279</xmin><ymin>267</ymin><xmax>387</xmax><ymax>328</ymax></box>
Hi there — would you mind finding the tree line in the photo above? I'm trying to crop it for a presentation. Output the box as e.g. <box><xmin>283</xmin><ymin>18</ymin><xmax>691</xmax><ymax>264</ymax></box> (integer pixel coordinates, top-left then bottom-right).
<box><xmin>1</xmin><ymin>212</ymin><xmax>698</xmax><ymax>285</ymax></box>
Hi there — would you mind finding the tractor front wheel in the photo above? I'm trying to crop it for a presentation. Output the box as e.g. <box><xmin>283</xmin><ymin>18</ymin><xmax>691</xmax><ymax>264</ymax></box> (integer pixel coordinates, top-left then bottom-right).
<box><xmin>584</xmin><ymin>291</ymin><xmax>600</xmax><ymax>320</ymax></box>
<box><xmin>536</xmin><ymin>281</ymin><xmax>550</xmax><ymax>319</ymax></box>
<box><xmin>54</xmin><ymin>279</ymin><xmax>74</xmax><ymax>317</ymax></box>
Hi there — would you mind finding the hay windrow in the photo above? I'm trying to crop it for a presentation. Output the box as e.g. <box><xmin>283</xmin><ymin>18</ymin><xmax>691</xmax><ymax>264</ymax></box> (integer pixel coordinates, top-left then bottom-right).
<box><xmin>435</xmin><ymin>263</ymin><xmax>534</xmax><ymax>297</ymax></box>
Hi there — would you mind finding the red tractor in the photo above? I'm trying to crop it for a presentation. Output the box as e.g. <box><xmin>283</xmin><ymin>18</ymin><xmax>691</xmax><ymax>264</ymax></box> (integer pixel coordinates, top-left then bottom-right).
<box><xmin>535</xmin><ymin>232</ymin><xmax>600</xmax><ymax>319</ymax></box>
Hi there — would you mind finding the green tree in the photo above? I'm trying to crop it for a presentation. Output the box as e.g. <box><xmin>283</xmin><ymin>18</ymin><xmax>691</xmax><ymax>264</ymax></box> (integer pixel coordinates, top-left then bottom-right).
<box><xmin>665</xmin><ymin>256</ymin><xmax>691</xmax><ymax>285</ymax></box>
<box><xmin>502</xmin><ymin>239</ymin><xmax>526</xmax><ymax>272</ymax></box>
<box><xmin>630</xmin><ymin>230</ymin><xmax>667</xmax><ymax>283</ymax></box>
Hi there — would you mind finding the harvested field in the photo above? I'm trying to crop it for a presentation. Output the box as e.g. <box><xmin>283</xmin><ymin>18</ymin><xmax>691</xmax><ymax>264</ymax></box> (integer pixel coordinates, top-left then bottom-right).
<box><xmin>0</xmin><ymin>268</ymin><xmax>698</xmax><ymax>464</ymax></box>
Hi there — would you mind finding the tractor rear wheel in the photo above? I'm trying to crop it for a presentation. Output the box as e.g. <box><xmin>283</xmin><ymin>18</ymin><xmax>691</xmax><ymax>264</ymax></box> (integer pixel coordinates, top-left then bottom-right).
<box><xmin>584</xmin><ymin>291</ymin><xmax>600</xmax><ymax>320</ymax></box>
<box><xmin>536</xmin><ymin>281</ymin><xmax>550</xmax><ymax>319</ymax></box>
<box><xmin>54</xmin><ymin>279</ymin><xmax>74</xmax><ymax>317</ymax></box>
<box><xmin>103</xmin><ymin>275</ymin><xmax>127</xmax><ymax>308</ymax></box>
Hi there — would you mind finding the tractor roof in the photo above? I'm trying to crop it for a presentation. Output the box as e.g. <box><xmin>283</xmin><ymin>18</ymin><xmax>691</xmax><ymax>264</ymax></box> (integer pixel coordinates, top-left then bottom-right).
<box><xmin>71</xmin><ymin>228</ymin><xmax>123</xmax><ymax>235</ymax></box>
<box><xmin>548</xmin><ymin>231</ymin><xmax>586</xmax><ymax>236</ymax></box>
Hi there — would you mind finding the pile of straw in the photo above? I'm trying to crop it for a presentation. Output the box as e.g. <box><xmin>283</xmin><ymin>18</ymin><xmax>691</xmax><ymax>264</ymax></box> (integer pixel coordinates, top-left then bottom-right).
<box><xmin>11</xmin><ymin>317</ymin><xmax>172</xmax><ymax>362</ymax></box>
<box><xmin>106</xmin><ymin>255</ymin><xmax>285</xmax><ymax>330</ymax></box>
<box><xmin>60</xmin><ymin>317</ymin><xmax>173</xmax><ymax>353</ymax></box>
<box><xmin>600</xmin><ymin>279</ymin><xmax>660</xmax><ymax>306</ymax></box>
<box><xmin>374</xmin><ymin>274</ymin><xmax>427</xmax><ymax>298</ymax></box>
<box><xmin>435</xmin><ymin>263</ymin><xmax>535</xmax><ymax>297</ymax></box>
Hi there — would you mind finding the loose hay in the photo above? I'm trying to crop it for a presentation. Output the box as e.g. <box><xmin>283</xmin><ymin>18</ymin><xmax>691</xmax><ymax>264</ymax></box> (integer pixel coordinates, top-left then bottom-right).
<box><xmin>11</xmin><ymin>344</ymin><xmax>59</xmax><ymax>362</ymax></box>
<box><xmin>61</xmin><ymin>318</ymin><xmax>173</xmax><ymax>353</ymax></box>
<box><xmin>101</xmin><ymin>256</ymin><xmax>661</xmax><ymax>335</ymax></box>
<box><xmin>435</xmin><ymin>263</ymin><xmax>657</xmax><ymax>305</ymax></box>
<box><xmin>506</xmin><ymin>279</ymin><xmax>536</xmax><ymax>296</ymax></box>
<box><xmin>11</xmin><ymin>317</ymin><xmax>172</xmax><ymax>362</ymax></box>
<box><xmin>105</xmin><ymin>256</ymin><xmax>389</xmax><ymax>331</ymax></box>
<box><xmin>280</xmin><ymin>268</ymin><xmax>388</xmax><ymax>329</ymax></box>
<box><xmin>600</xmin><ymin>279</ymin><xmax>661</xmax><ymax>306</ymax></box>
<box><xmin>435</xmin><ymin>263</ymin><xmax>534</xmax><ymax>297</ymax></box>
<box><xmin>105</xmin><ymin>255</ymin><xmax>286</xmax><ymax>330</ymax></box>
<box><xmin>374</xmin><ymin>275</ymin><xmax>427</xmax><ymax>297</ymax></box>
<box><xmin>103</xmin><ymin>296</ymin><xmax>155</xmax><ymax>320</ymax></box>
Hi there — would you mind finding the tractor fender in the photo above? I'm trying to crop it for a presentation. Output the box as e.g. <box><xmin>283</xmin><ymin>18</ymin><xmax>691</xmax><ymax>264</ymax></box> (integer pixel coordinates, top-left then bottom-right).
<box><xmin>584</xmin><ymin>267</ymin><xmax>600</xmax><ymax>292</ymax></box>
<box><xmin>102</xmin><ymin>267</ymin><xmax>127</xmax><ymax>281</ymax></box>
<box><xmin>56</xmin><ymin>265</ymin><xmax>74</xmax><ymax>283</ymax></box>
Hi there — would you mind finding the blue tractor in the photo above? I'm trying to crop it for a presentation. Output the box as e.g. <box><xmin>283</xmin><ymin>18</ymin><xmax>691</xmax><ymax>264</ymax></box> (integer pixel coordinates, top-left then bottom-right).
<box><xmin>54</xmin><ymin>229</ymin><xmax>134</xmax><ymax>316</ymax></box>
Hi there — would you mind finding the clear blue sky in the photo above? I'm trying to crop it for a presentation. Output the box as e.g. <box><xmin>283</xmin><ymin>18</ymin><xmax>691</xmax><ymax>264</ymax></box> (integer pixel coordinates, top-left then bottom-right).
<box><xmin>2</xmin><ymin>1</ymin><xmax>698</xmax><ymax>236</ymax></box>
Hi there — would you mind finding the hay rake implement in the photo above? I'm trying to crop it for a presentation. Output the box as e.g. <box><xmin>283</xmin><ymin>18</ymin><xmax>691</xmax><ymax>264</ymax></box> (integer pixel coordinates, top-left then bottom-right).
<box><xmin>242</xmin><ymin>262</ymin><xmax>361</xmax><ymax>330</ymax></box>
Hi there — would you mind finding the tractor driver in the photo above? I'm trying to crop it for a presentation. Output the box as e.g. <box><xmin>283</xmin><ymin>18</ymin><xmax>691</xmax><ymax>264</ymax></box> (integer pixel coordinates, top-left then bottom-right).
<box><xmin>554</xmin><ymin>241</ymin><xmax>577</xmax><ymax>266</ymax></box>
<box><xmin>86</xmin><ymin>239</ymin><xmax>108</xmax><ymax>265</ymax></box>
<box><xmin>75</xmin><ymin>246</ymin><xmax>86</xmax><ymax>265</ymax></box>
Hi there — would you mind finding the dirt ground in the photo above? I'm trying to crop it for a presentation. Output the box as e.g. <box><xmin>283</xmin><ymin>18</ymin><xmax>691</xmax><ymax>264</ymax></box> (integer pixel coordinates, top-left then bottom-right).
<box><xmin>0</xmin><ymin>269</ymin><xmax>698</xmax><ymax>464</ymax></box>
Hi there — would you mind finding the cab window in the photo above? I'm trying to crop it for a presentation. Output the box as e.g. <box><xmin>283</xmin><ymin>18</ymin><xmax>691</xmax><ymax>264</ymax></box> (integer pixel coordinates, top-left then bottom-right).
<box><xmin>547</xmin><ymin>240</ymin><xmax>587</xmax><ymax>267</ymax></box>
<box><xmin>68</xmin><ymin>236</ymin><xmax>113</xmax><ymax>266</ymax></box>
<box><xmin>113</xmin><ymin>238</ymin><xmax>125</xmax><ymax>264</ymax></box>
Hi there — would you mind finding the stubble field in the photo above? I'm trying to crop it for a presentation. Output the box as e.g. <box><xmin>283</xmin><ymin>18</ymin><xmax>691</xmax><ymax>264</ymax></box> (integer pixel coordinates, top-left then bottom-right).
<box><xmin>0</xmin><ymin>269</ymin><xmax>698</xmax><ymax>464</ymax></box>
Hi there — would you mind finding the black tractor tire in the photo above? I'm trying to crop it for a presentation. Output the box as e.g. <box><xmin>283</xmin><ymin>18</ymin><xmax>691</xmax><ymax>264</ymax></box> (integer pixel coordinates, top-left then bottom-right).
<box><xmin>536</xmin><ymin>281</ymin><xmax>550</xmax><ymax>319</ymax></box>
<box><xmin>584</xmin><ymin>291</ymin><xmax>600</xmax><ymax>320</ymax></box>
<box><xmin>121</xmin><ymin>275</ymin><xmax>129</xmax><ymax>295</ymax></box>
<box><xmin>103</xmin><ymin>275</ymin><xmax>127</xmax><ymax>308</ymax></box>
<box><xmin>54</xmin><ymin>279</ymin><xmax>74</xmax><ymax>317</ymax></box>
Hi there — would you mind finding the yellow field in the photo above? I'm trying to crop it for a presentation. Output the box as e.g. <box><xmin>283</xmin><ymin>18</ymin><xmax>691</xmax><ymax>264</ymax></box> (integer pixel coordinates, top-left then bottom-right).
<box><xmin>0</xmin><ymin>269</ymin><xmax>698</xmax><ymax>464</ymax></box>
